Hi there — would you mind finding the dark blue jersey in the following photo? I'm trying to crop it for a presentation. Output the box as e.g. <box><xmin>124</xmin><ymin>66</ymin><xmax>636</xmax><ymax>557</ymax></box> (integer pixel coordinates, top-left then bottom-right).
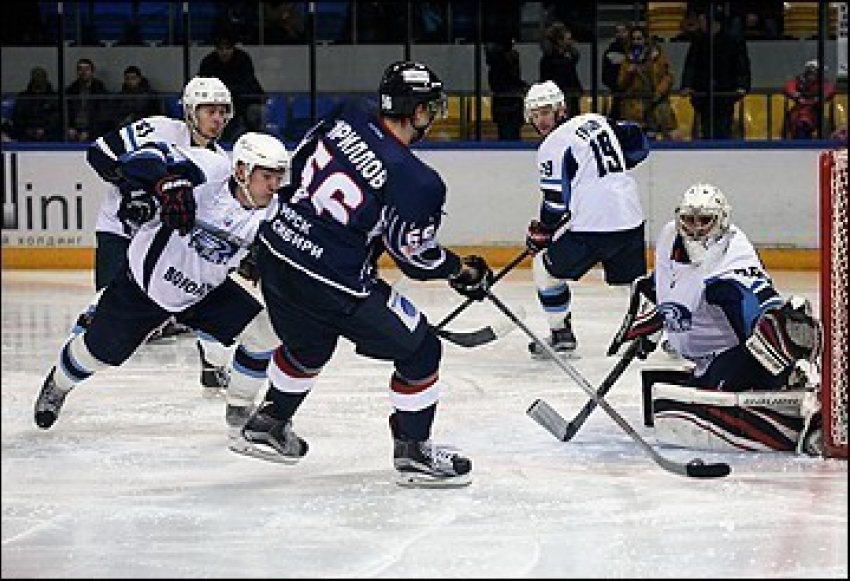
<box><xmin>260</xmin><ymin>99</ymin><xmax>461</xmax><ymax>297</ymax></box>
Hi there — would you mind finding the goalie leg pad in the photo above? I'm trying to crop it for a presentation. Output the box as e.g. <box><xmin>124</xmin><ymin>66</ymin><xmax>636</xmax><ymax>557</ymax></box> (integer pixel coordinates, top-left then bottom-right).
<box><xmin>650</xmin><ymin>383</ymin><xmax>812</xmax><ymax>453</ymax></box>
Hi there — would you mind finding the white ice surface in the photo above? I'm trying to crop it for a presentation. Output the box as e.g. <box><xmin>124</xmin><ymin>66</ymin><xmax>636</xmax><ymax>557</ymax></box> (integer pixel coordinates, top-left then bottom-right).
<box><xmin>2</xmin><ymin>269</ymin><xmax>847</xmax><ymax>579</ymax></box>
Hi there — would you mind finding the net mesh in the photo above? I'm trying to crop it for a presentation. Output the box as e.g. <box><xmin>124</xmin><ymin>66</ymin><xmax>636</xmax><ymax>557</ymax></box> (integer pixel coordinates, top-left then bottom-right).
<box><xmin>823</xmin><ymin>149</ymin><xmax>848</xmax><ymax>457</ymax></box>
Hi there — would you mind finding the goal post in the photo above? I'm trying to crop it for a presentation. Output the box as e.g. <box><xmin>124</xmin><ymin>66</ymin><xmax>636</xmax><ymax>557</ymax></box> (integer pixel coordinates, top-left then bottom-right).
<box><xmin>819</xmin><ymin>148</ymin><xmax>848</xmax><ymax>459</ymax></box>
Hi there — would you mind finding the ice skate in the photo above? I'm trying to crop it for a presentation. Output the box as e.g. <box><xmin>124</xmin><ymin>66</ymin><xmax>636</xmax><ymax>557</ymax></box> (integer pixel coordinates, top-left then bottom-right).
<box><xmin>34</xmin><ymin>368</ymin><xmax>71</xmax><ymax>429</ymax></box>
<box><xmin>198</xmin><ymin>341</ymin><xmax>230</xmax><ymax>398</ymax></box>
<box><xmin>529</xmin><ymin>317</ymin><xmax>578</xmax><ymax>360</ymax></box>
<box><xmin>393</xmin><ymin>439</ymin><xmax>472</xmax><ymax>488</ymax></box>
<box><xmin>225</xmin><ymin>403</ymin><xmax>255</xmax><ymax>439</ymax></box>
<box><xmin>229</xmin><ymin>405</ymin><xmax>308</xmax><ymax>464</ymax></box>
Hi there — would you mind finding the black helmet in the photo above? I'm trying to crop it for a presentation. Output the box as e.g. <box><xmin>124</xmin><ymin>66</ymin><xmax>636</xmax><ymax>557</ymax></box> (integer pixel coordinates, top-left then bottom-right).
<box><xmin>378</xmin><ymin>61</ymin><xmax>447</xmax><ymax>120</ymax></box>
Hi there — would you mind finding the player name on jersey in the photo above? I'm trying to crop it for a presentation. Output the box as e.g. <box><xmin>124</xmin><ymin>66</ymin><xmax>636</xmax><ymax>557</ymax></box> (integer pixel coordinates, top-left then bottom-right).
<box><xmin>326</xmin><ymin>120</ymin><xmax>387</xmax><ymax>189</ymax></box>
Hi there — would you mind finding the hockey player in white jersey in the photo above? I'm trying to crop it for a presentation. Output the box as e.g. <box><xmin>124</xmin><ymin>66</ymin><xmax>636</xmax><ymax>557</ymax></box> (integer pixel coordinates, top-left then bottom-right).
<box><xmin>84</xmin><ymin>76</ymin><xmax>235</xmax><ymax>395</ymax></box>
<box><xmin>34</xmin><ymin>132</ymin><xmax>290</xmax><ymax>436</ymax></box>
<box><xmin>608</xmin><ymin>183</ymin><xmax>824</xmax><ymax>454</ymax></box>
<box><xmin>523</xmin><ymin>80</ymin><xmax>650</xmax><ymax>357</ymax></box>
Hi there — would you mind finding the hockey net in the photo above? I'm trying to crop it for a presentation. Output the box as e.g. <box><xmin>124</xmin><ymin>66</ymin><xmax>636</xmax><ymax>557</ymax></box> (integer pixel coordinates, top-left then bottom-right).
<box><xmin>820</xmin><ymin>148</ymin><xmax>848</xmax><ymax>459</ymax></box>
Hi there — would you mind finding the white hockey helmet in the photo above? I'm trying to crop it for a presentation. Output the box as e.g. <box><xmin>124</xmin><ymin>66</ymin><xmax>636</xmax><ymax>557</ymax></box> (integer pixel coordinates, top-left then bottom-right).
<box><xmin>675</xmin><ymin>183</ymin><xmax>731</xmax><ymax>263</ymax></box>
<box><xmin>232</xmin><ymin>132</ymin><xmax>291</xmax><ymax>207</ymax></box>
<box><xmin>182</xmin><ymin>76</ymin><xmax>234</xmax><ymax>136</ymax></box>
<box><xmin>524</xmin><ymin>80</ymin><xmax>565</xmax><ymax>123</ymax></box>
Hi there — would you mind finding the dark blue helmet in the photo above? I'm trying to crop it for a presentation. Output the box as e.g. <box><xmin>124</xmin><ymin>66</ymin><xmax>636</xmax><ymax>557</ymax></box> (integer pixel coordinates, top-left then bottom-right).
<box><xmin>378</xmin><ymin>61</ymin><xmax>447</xmax><ymax>120</ymax></box>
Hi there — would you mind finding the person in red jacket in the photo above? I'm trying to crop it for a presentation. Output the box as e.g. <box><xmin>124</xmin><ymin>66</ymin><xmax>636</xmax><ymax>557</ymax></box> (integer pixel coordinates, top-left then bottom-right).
<box><xmin>783</xmin><ymin>60</ymin><xmax>835</xmax><ymax>140</ymax></box>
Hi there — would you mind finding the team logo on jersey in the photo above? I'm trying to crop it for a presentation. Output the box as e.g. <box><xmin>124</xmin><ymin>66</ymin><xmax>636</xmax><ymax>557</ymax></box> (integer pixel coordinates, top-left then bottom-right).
<box><xmin>188</xmin><ymin>228</ymin><xmax>239</xmax><ymax>265</ymax></box>
<box><xmin>658</xmin><ymin>302</ymin><xmax>692</xmax><ymax>333</ymax></box>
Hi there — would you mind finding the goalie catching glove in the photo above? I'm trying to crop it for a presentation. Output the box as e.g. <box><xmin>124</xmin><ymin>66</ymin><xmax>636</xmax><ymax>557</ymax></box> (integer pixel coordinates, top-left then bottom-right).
<box><xmin>745</xmin><ymin>296</ymin><xmax>822</xmax><ymax>375</ymax></box>
<box><xmin>608</xmin><ymin>274</ymin><xmax>664</xmax><ymax>359</ymax></box>
<box><xmin>448</xmin><ymin>255</ymin><xmax>494</xmax><ymax>301</ymax></box>
<box><xmin>154</xmin><ymin>174</ymin><xmax>196</xmax><ymax>235</ymax></box>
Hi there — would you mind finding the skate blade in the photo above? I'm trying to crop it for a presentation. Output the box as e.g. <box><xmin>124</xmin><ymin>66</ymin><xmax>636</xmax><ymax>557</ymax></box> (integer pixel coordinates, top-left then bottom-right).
<box><xmin>395</xmin><ymin>472</ymin><xmax>472</xmax><ymax>489</ymax></box>
<box><xmin>201</xmin><ymin>386</ymin><xmax>227</xmax><ymax>400</ymax></box>
<box><xmin>228</xmin><ymin>438</ymin><xmax>302</xmax><ymax>464</ymax></box>
<box><xmin>530</xmin><ymin>350</ymin><xmax>581</xmax><ymax>361</ymax></box>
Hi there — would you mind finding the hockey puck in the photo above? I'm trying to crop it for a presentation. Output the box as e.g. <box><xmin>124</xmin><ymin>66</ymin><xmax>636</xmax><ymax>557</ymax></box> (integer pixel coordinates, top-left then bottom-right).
<box><xmin>688</xmin><ymin>458</ymin><xmax>705</xmax><ymax>467</ymax></box>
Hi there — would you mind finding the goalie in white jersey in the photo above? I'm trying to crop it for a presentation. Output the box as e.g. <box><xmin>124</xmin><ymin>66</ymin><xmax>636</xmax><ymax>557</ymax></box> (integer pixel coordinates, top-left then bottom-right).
<box><xmin>608</xmin><ymin>183</ymin><xmax>824</xmax><ymax>455</ymax></box>
<box><xmin>34</xmin><ymin>132</ymin><xmax>290</xmax><ymax>437</ymax></box>
<box><xmin>523</xmin><ymin>81</ymin><xmax>650</xmax><ymax>358</ymax></box>
<box><xmin>84</xmin><ymin>76</ymin><xmax>236</xmax><ymax>394</ymax></box>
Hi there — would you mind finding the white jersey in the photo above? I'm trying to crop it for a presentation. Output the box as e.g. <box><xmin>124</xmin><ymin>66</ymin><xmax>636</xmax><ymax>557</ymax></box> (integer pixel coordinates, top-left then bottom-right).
<box><xmin>536</xmin><ymin>113</ymin><xmax>643</xmax><ymax>232</ymax></box>
<box><xmin>92</xmin><ymin>116</ymin><xmax>227</xmax><ymax>238</ymax></box>
<box><xmin>654</xmin><ymin>221</ymin><xmax>780</xmax><ymax>376</ymax></box>
<box><xmin>127</xmin><ymin>145</ymin><xmax>274</xmax><ymax>312</ymax></box>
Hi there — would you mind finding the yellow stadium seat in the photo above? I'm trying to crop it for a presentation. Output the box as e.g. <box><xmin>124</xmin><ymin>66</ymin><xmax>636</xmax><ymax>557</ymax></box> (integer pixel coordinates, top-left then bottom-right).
<box><xmin>669</xmin><ymin>94</ymin><xmax>694</xmax><ymax>141</ymax></box>
<box><xmin>770</xmin><ymin>93</ymin><xmax>788</xmax><ymax>139</ymax></box>
<box><xmin>742</xmin><ymin>94</ymin><xmax>769</xmax><ymax>140</ymax></box>
<box><xmin>783</xmin><ymin>2</ymin><xmax>837</xmax><ymax>40</ymax></box>
<box><xmin>831</xmin><ymin>93</ymin><xmax>847</xmax><ymax>134</ymax></box>
<box><xmin>647</xmin><ymin>2</ymin><xmax>687</xmax><ymax>40</ymax></box>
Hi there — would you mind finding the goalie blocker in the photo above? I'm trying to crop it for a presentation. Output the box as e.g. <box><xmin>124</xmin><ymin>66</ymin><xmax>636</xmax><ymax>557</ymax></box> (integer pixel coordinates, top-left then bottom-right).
<box><xmin>641</xmin><ymin>369</ymin><xmax>823</xmax><ymax>456</ymax></box>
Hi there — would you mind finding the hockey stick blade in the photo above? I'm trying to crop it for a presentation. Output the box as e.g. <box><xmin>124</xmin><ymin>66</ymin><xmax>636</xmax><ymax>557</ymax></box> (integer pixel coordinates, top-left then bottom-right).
<box><xmin>434</xmin><ymin>305</ymin><xmax>525</xmax><ymax>348</ymax></box>
<box><xmin>527</xmin><ymin>399</ymin><xmax>570</xmax><ymax>440</ymax></box>
<box><xmin>528</xmin><ymin>341</ymin><xmax>640</xmax><ymax>442</ymax></box>
<box><xmin>485</xmin><ymin>289</ymin><xmax>730</xmax><ymax>479</ymax></box>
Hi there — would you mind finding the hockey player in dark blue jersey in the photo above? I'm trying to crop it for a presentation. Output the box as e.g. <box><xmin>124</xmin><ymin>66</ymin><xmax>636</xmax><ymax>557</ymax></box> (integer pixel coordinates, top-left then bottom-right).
<box><xmin>230</xmin><ymin>61</ymin><xmax>493</xmax><ymax>488</ymax></box>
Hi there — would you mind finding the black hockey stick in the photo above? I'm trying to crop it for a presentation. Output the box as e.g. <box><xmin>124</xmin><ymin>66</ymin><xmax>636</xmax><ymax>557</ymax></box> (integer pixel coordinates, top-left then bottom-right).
<box><xmin>527</xmin><ymin>340</ymin><xmax>640</xmax><ymax>441</ymax></box>
<box><xmin>433</xmin><ymin>306</ymin><xmax>524</xmax><ymax>348</ymax></box>
<box><xmin>435</xmin><ymin>248</ymin><xmax>530</xmax><ymax>331</ymax></box>
<box><xmin>485</xmin><ymin>289</ymin><xmax>731</xmax><ymax>479</ymax></box>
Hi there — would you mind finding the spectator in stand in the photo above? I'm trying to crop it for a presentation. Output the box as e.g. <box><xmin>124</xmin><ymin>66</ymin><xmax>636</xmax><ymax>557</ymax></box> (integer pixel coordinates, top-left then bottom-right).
<box><xmin>12</xmin><ymin>66</ymin><xmax>61</xmax><ymax>142</ymax></box>
<box><xmin>262</xmin><ymin>1</ymin><xmax>306</xmax><ymax>44</ymax></box>
<box><xmin>727</xmin><ymin>0</ymin><xmax>783</xmax><ymax>40</ymax></box>
<box><xmin>113</xmin><ymin>65</ymin><xmax>161</xmax><ymax>127</ymax></box>
<box><xmin>65</xmin><ymin>58</ymin><xmax>111</xmax><ymax>142</ymax></box>
<box><xmin>541</xmin><ymin>0</ymin><xmax>594</xmax><ymax>42</ymax></box>
<box><xmin>680</xmin><ymin>7</ymin><xmax>751</xmax><ymax>140</ymax></box>
<box><xmin>199</xmin><ymin>30</ymin><xmax>265</xmax><ymax>142</ymax></box>
<box><xmin>539</xmin><ymin>21</ymin><xmax>583</xmax><ymax>119</ymax></box>
<box><xmin>212</xmin><ymin>1</ymin><xmax>260</xmax><ymax>45</ymax></box>
<box><xmin>617</xmin><ymin>26</ymin><xmax>678</xmax><ymax>140</ymax></box>
<box><xmin>601</xmin><ymin>23</ymin><xmax>629</xmax><ymax>119</ymax></box>
<box><xmin>485</xmin><ymin>36</ymin><xmax>528</xmax><ymax>141</ymax></box>
<box><xmin>783</xmin><ymin>60</ymin><xmax>836</xmax><ymax>140</ymax></box>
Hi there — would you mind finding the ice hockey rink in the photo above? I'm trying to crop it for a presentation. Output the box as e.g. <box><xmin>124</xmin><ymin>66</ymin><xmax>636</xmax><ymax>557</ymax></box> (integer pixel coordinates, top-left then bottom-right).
<box><xmin>2</xmin><ymin>268</ymin><xmax>847</xmax><ymax>579</ymax></box>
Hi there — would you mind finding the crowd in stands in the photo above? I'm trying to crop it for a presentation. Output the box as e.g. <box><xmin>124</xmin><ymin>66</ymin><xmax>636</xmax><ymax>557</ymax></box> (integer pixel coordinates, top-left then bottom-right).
<box><xmin>1</xmin><ymin>2</ymin><xmax>845</xmax><ymax>144</ymax></box>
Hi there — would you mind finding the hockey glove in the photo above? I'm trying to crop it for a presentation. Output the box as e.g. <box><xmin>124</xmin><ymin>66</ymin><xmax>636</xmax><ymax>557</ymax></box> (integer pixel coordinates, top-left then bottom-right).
<box><xmin>236</xmin><ymin>243</ymin><xmax>261</xmax><ymax>286</ymax></box>
<box><xmin>154</xmin><ymin>175</ymin><xmax>196</xmax><ymax>235</ymax></box>
<box><xmin>449</xmin><ymin>255</ymin><xmax>494</xmax><ymax>302</ymax></box>
<box><xmin>526</xmin><ymin>219</ymin><xmax>558</xmax><ymax>255</ymax></box>
<box><xmin>608</xmin><ymin>274</ymin><xmax>663</xmax><ymax>359</ymax></box>
<box><xmin>117</xmin><ymin>184</ymin><xmax>157</xmax><ymax>229</ymax></box>
<box><xmin>746</xmin><ymin>296</ymin><xmax>822</xmax><ymax>375</ymax></box>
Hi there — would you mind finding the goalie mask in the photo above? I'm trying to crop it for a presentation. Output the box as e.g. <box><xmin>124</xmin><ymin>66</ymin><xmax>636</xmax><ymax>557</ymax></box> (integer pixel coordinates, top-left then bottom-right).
<box><xmin>675</xmin><ymin>183</ymin><xmax>731</xmax><ymax>264</ymax></box>
<box><xmin>232</xmin><ymin>132</ymin><xmax>290</xmax><ymax>208</ymax></box>
<box><xmin>182</xmin><ymin>76</ymin><xmax>234</xmax><ymax>141</ymax></box>
<box><xmin>378</xmin><ymin>61</ymin><xmax>447</xmax><ymax>142</ymax></box>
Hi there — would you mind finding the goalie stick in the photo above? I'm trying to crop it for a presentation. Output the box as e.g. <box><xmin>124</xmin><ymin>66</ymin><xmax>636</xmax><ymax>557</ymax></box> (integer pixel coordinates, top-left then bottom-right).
<box><xmin>484</xmin><ymin>289</ymin><xmax>731</xmax><ymax>479</ymax></box>
<box><xmin>527</xmin><ymin>340</ymin><xmax>640</xmax><ymax>442</ymax></box>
